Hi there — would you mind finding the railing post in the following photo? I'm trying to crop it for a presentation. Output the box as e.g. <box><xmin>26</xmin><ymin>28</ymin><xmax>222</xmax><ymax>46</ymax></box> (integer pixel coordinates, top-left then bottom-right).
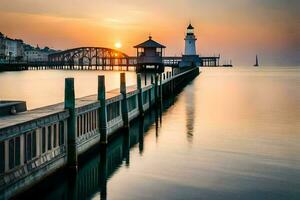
<box><xmin>168</xmin><ymin>72</ymin><xmax>171</xmax><ymax>94</ymax></box>
<box><xmin>98</xmin><ymin>75</ymin><xmax>107</xmax><ymax>144</ymax></box>
<box><xmin>120</xmin><ymin>73</ymin><xmax>129</xmax><ymax>128</ymax></box>
<box><xmin>155</xmin><ymin>74</ymin><xmax>159</xmax><ymax>106</ymax></box>
<box><xmin>149</xmin><ymin>76</ymin><xmax>154</xmax><ymax>107</ymax></box>
<box><xmin>64</xmin><ymin>78</ymin><xmax>77</xmax><ymax>170</ymax></box>
<box><xmin>171</xmin><ymin>70</ymin><xmax>175</xmax><ymax>93</ymax></box>
<box><xmin>137</xmin><ymin>73</ymin><xmax>144</xmax><ymax>116</ymax></box>
<box><xmin>159</xmin><ymin>74</ymin><xmax>163</xmax><ymax>106</ymax></box>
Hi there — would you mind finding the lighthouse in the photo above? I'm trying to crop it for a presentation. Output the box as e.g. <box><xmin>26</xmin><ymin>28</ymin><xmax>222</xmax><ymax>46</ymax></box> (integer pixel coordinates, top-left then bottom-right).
<box><xmin>180</xmin><ymin>23</ymin><xmax>201</xmax><ymax>67</ymax></box>
<box><xmin>184</xmin><ymin>23</ymin><xmax>197</xmax><ymax>55</ymax></box>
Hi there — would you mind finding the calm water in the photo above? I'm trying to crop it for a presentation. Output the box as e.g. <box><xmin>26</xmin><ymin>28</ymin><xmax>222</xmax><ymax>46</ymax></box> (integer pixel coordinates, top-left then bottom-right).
<box><xmin>4</xmin><ymin>67</ymin><xmax>300</xmax><ymax>200</ymax></box>
<box><xmin>0</xmin><ymin>70</ymin><xmax>138</xmax><ymax>109</ymax></box>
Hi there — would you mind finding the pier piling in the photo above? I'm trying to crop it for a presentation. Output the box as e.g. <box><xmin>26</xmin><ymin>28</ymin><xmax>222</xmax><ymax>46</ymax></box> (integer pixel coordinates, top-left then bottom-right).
<box><xmin>137</xmin><ymin>74</ymin><xmax>144</xmax><ymax>116</ymax></box>
<box><xmin>98</xmin><ymin>76</ymin><xmax>108</xmax><ymax>144</ymax></box>
<box><xmin>64</xmin><ymin>78</ymin><xmax>78</xmax><ymax>170</ymax></box>
<box><xmin>120</xmin><ymin>73</ymin><xmax>129</xmax><ymax>128</ymax></box>
<box><xmin>159</xmin><ymin>74</ymin><xmax>163</xmax><ymax>109</ymax></box>
<box><xmin>154</xmin><ymin>74</ymin><xmax>159</xmax><ymax>107</ymax></box>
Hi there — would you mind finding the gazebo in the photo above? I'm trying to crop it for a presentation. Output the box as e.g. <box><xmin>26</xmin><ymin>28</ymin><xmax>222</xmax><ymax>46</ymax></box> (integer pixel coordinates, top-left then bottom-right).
<box><xmin>134</xmin><ymin>36</ymin><xmax>166</xmax><ymax>73</ymax></box>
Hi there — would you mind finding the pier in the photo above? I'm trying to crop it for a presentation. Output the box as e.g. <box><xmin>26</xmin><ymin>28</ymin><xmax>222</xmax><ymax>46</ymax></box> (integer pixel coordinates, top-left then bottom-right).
<box><xmin>0</xmin><ymin>67</ymin><xmax>199</xmax><ymax>199</ymax></box>
<box><xmin>0</xmin><ymin>54</ymin><xmax>221</xmax><ymax>72</ymax></box>
<box><xmin>0</xmin><ymin>47</ymin><xmax>222</xmax><ymax>72</ymax></box>
<box><xmin>14</xmin><ymin>112</ymin><xmax>159</xmax><ymax>200</ymax></box>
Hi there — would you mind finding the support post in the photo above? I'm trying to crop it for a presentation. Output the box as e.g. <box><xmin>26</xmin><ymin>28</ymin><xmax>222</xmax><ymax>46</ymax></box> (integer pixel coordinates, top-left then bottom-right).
<box><xmin>171</xmin><ymin>70</ymin><xmax>175</xmax><ymax>94</ymax></box>
<box><xmin>120</xmin><ymin>73</ymin><xmax>129</xmax><ymax>128</ymax></box>
<box><xmin>167</xmin><ymin>72</ymin><xmax>170</xmax><ymax>93</ymax></box>
<box><xmin>159</xmin><ymin>74</ymin><xmax>163</xmax><ymax>106</ymax></box>
<box><xmin>65</xmin><ymin>78</ymin><xmax>77</xmax><ymax>170</ymax></box>
<box><xmin>137</xmin><ymin>74</ymin><xmax>144</xmax><ymax>116</ymax></box>
<box><xmin>149</xmin><ymin>86</ymin><xmax>152</xmax><ymax>108</ymax></box>
<box><xmin>154</xmin><ymin>74</ymin><xmax>159</xmax><ymax>106</ymax></box>
<box><xmin>98</xmin><ymin>76</ymin><xmax>107</xmax><ymax>144</ymax></box>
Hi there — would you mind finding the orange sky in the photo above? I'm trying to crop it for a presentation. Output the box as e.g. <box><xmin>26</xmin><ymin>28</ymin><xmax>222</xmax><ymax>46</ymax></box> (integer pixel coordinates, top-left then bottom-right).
<box><xmin>0</xmin><ymin>0</ymin><xmax>299</xmax><ymax>66</ymax></box>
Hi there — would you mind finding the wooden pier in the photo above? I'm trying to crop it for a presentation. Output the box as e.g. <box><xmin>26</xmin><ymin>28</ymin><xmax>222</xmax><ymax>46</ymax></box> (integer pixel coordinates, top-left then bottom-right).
<box><xmin>0</xmin><ymin>67</ymin><xmax>199</xmax><ymax>199</ymax></box>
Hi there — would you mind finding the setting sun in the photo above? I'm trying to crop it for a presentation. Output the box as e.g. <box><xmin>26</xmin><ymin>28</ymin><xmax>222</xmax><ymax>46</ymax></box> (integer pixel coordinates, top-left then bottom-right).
<box><xmin>114</xmin><ymin>42</ymin><xmax>122</xmax><ymax>49</ymax></box>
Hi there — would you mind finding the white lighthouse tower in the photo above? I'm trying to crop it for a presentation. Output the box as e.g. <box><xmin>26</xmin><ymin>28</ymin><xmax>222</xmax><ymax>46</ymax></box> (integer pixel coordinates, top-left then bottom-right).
<box><xmin>184</xmin><ymin>23</ymin><xmax>197</xmax><ymax>55</ymax></box>
<box><xmin>180</xmin><ymin>23</ymin><xmax>201</xmax><ymax>67</ymax></box>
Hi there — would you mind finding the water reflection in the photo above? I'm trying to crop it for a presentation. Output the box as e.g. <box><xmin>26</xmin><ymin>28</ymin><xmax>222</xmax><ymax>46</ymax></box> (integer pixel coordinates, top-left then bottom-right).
<box><xmin>185</xmin><ymin>84</ymin><xmax>195</xmax><ymax>143</ymax></box>
<box><xmin>155</xmin><ymin>108</ymin><xmax>160</xmax><ymax>141</ymax></box>
<box><xmin>12</xmin><ymin>68</ymin><xmax>300</xmax><ymax>200</ymax></box>
<box><xmin>99</xmin><ymin>146</ymin><xmax>107</xmax><ymax>200</ymax></box>
<box><xmin>138</xmin><ymin>118</ymin><xmax>144</xmax><ymax>155</ymax></box>
<box><xmin>123</xmin><ymin>129</ymin><xmax>130</xmax><ymax>167</ymax></box>
<box><xmin>16</xmin><ymin>109</ymin><xmax>158</xmax><ymax>200</ymax></box>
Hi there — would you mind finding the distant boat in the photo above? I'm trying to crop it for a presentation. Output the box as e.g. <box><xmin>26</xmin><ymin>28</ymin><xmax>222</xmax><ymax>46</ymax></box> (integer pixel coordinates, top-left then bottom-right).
<box><xmin>254</xmin><ymin>55</ymin><xmax>259</xmax><ymax>67</ymax></box>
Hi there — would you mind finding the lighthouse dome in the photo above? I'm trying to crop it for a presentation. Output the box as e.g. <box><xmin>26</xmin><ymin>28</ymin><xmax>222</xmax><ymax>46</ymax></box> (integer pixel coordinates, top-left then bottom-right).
<box><xmin>187</xmin><ymin>23</ymin><xmax>194</xmax><ymax>29</ymax></box>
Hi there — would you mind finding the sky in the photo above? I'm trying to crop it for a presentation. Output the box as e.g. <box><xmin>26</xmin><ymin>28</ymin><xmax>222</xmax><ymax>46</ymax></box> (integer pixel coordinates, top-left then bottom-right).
<box><xmin>0</xmin><ymin>0</ymin><xmax>299</xmax><ymax>66</ymax></box>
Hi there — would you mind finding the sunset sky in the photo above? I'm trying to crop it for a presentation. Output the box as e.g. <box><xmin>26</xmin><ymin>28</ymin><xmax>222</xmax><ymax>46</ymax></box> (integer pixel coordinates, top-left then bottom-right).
<box><xmin>0</xmin><ymin>0</ymin><xmax>299</xmax><ymax>66</ymax></box>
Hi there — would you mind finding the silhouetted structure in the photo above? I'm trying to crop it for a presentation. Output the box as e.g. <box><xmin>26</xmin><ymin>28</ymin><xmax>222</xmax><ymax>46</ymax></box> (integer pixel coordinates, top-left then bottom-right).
<box><xmin>0</xmin><ymin>24</ymin><xmax>227</xmax><ymax>71</ymax></box>
<box><xmin>134</xmin><ymin>36</ymin><xmax>166</xmax><ymax>73</ymax></box>
<box><xmin>254</xmin><ymin>55</ymin><xmax>259</xmax><ymax>67</ymax></box>
<box><xmin>180</xmin><ymin>23</ymin><xmax>201</xmax><ymax>67</ymax></box>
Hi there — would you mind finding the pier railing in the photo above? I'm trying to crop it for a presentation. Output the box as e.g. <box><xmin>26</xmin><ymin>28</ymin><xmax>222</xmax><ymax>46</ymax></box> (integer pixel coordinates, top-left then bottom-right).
<box><xmin>0</xmin><ymin>67</ymin><xmax>199</xmax><ymax>199</ymax></box>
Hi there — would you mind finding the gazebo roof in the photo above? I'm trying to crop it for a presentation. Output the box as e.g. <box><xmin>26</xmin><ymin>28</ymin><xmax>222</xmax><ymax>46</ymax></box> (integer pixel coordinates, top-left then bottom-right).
<box><xmin>134</xmin><ymin>36</ymin><xmax>166</xmax><ymax>48</ymax></box>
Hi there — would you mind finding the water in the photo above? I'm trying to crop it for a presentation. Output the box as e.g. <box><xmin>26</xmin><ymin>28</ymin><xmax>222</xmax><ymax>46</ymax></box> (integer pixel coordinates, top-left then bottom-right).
<box><xmin>4</xmin><ymin>67</ymin><xmax>300</xmax><ymax>200</ymax></box>
<box><xmin>0</xmin><ymin>70</ymin><xmax>137</xmax><ymax>109</ymax></box>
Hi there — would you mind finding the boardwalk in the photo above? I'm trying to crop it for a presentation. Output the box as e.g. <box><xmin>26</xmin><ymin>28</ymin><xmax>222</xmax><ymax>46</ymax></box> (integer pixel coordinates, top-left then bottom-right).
<box><xmin>0</xmin><ymin>67</ymin><xmax>200</xmax><ymax>199</ymax></box>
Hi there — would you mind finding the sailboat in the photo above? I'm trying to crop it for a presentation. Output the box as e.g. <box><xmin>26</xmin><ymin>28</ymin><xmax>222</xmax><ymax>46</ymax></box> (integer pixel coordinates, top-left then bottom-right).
<box><xmin>254</xmin><ymin>55</ymin><xmax>259</xmax><ymax>67</ymax></box>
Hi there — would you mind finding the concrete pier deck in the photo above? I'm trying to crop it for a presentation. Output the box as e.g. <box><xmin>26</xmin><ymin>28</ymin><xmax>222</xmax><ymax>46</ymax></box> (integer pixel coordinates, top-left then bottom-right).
<box><xmin>0</xmin><ymin>67</ymin><xmax>200</xmax><ymax>199</ymax></box>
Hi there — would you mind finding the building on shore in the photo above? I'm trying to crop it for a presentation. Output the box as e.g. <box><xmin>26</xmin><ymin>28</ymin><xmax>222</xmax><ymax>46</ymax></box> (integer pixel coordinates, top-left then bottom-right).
<box><xmin>0</xmin><ymin>33</ymin><xmax>5</xmax><ymax>61</ymax></box>
<box><xmin>0</xmin><ymin>32</ymin><xmax>24</xmax><ymax>63</ymax></box>
<box><xmin>24</xmin><ymin>45</ymin><xmax>56</xmax><ymax>62</ymax></box>
<box><xmin>0</xmin><ymin>32</ymin><xmax>59</xmax><ymax>63</ymax></box>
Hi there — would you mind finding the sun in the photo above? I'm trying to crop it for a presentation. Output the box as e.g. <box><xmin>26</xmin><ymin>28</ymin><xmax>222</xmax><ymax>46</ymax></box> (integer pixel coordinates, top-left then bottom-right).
<box><xmin>114</xmin><ymin>42</ymin><xmax>122</xmax><ymax>49</ymax></box>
